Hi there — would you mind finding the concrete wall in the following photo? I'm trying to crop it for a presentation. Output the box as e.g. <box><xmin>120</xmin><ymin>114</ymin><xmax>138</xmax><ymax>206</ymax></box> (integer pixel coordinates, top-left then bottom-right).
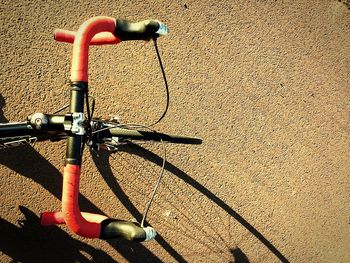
<box><xmin>1</xmin><ymin>1</ymin><xmax>349</xmax><ymax>262</ymax></box>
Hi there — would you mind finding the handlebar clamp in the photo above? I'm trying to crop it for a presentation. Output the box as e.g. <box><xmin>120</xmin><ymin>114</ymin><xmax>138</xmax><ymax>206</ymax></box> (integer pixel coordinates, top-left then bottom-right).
<box><xmin>64</xmin><ymin>113</ymin><xmax>85</xmax><ymax>135</ymax></box>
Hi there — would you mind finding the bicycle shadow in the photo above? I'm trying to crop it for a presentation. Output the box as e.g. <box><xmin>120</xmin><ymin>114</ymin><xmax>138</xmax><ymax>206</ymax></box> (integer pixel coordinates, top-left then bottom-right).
<box><xmin>91</xmin><ymin>143</ymin><xmax>289</xmax><ymax>263</ymax></box>
<box><xmin>0</xmin><ymin>93</ymin><xmax>286</xmax><ymax>262</ymax></box>
<box><xmin>0</xmin><ymin>94</ymin><xmax>163</xmax><ymax>263</ymax></box>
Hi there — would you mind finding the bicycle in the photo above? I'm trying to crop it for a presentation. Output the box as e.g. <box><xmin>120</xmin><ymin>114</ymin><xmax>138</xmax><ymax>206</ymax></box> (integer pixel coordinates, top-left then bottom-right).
<box><xmin>0</xmin><ymin>16</ymin><xmax>202</xmax><ymax>242</ymax></box>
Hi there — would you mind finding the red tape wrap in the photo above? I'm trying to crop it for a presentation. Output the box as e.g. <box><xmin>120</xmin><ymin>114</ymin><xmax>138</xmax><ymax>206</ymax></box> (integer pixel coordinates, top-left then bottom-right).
<box><xmin>40</xmin><ymin>16</ymin><xmax>123</xmax><ymax>239</ymax></box>
<box><xmin>70</xmin><ymin>16</ymin><xmax>117</xmax><ymax>82</ymax></box>
<box><xmin>61</xmin><ymin>164</ymin><xmax>101</xmax><ymax>238</ymax></box>
<box><xmin>54</xmin><ymin>29</ymin><xmax>121</xmax><ymax>45</ymax></box>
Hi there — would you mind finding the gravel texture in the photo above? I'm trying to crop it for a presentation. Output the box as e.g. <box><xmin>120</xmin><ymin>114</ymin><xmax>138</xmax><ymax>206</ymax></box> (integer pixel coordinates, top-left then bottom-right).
<box><xmin>0</xmin><ymin>1</ymin><xmax>349</xmax><ymax>262</ymax></box>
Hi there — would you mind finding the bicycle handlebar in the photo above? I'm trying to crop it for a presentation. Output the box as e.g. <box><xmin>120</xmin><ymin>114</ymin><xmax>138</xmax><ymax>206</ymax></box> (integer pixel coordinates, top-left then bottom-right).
<box><xmin>54</xmin><ymin>19</ymin><xmax>168</xmax><ymax>45</ymax></box>
<box><xmin>54</xmin><ymin>30</ymin><xmax>121</xmax><ymax>45</ymax></box>
<box><xmin>41</xmin><ymin>165</ymin><xmax>156</xmax><ymax>241</ymax></box>
<box><xmin>40</xmin><ymin>16</ymin><xmax>162</xmax><ymax>241</ymax></box>
<box><xmin>58</xmin><ymin>17</ymin><xmax>168</xmax><ymax>82</ymax></box>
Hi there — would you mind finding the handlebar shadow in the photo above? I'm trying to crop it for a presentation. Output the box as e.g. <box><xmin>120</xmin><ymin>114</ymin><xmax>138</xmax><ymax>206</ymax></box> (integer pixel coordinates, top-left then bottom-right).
<box><xmin>98</xmin><ymin>143</ymin><xmax>289</xmax><ymax>263</ymax></box>
<box><xmin>0</xmin><ymin>95</ymin><xmax>162</xmax><ymax>263</ymax></box>
<box><xmin>0</xmin><ymin>145</ymin><xmax>164</xmax><ymax>263</ymax></box>
<box><xmin>0</xmin><ymin>94</ymin><xmax>6</xmax><ymax>123</ymax></box>
<box><xmin>0</xmin><ymin>206</ymin><xmax>114</xmax><ymax>263</ymax></box>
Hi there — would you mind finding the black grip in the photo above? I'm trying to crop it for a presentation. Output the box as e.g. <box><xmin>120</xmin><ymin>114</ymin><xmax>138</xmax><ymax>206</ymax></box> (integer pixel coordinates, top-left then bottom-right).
<box><xmin>100</xmin><ymin>218</ymin><xmax>147</xmax><ymax>241</ymax></box>
<box><xmin>115</xmin><ymin>19</ymin><xmax>165</xmax><ymax>41</ymax></box>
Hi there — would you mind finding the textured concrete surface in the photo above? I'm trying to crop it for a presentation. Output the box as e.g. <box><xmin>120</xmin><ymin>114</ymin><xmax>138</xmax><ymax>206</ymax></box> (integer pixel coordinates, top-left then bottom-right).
<box><xmin>0</xmin><ymin>1</ymin><xmax>349</xmax><ymax>262</ymax></box>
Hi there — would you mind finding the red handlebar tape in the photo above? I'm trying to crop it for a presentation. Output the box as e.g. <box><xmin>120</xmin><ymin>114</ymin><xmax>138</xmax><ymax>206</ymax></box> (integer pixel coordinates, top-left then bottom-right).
<box><xmin>62</xmin><ymin>164</ymin><xmax>101</xmax><ymax>238</ymax></box>
<box><xmin>69</xmin><ymin>16</ymin><xmax>118</xmax><ymax>82</ymax></box>
<box><xmin>41</xmin><ymin>17</ymin><xmax>123</xmax><ymax>239</ymax></box>
<box><xmin>54</xmin><ymin>29</ymin><xmax>121</xmax><ymax>45</ymax></box>
<box><xmin>41</xmin><ymin>165</ymin><xmax>107</xmax><ymax>238</ymax></box>
<box><xmin>41</xmin><ymin>211</ymin><xmax>108</xmax><ymax>225</ymax></box>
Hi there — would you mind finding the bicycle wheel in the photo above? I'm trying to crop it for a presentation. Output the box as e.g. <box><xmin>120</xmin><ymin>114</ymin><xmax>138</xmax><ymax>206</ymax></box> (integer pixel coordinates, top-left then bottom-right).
<box><xmin>103</xmin><ymin>127</ymin><xmax>202</xmax><ymax>145</ymax></box>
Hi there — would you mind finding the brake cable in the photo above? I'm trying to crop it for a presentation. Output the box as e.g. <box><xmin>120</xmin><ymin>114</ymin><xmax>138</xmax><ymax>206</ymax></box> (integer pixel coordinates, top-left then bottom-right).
<box><xmin>141</xmin><ymin>138</ymin><xmax>166</xmax><ymax>227</ymax></box>
<box><xmin>115</xmin><ymin>123</ymin><xmax>167</xmax><ymax>228</ymax></box>
<box><xmin>113</xmin><ymin>39</ymin><xmax>170</xmax><ymax>226</ymax></box>
<box><xmin>86</xmin><ymin>37</ymin><xmax>169</xmax><ymax>227</ymax></box>
<box><xmin>147</xmin><ymin>37</ymin><xmax>170</xmax><ymax>127</ymax></box>
<box><xmin>91</xmin><ymin>37</ymin><xmax>169</xmax><ymax>135</ymax></box>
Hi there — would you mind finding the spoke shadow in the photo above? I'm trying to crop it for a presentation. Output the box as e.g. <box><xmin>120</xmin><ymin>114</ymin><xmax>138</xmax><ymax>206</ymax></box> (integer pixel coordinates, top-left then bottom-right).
<box><xmin>107</xmin><ymin>143</ymin><xmax>289</xmax><ymax>263</ymax></box>
<box><xmin>91</xmin><ymin>149</ymin><xmax>188</xmax><ymax>263</ymax></box>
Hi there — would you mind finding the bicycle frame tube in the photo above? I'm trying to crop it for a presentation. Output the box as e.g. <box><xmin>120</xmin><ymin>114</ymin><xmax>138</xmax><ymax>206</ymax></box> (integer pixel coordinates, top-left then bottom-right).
<box><xmin>0</xmin><ymin>115</ymin><xmax>67</xmax><ymax>144</ymax></box>
<box><xmin>0</xmin><ymin>122</ymin><xmax>35</xmax><ymax>137</ymax></box>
